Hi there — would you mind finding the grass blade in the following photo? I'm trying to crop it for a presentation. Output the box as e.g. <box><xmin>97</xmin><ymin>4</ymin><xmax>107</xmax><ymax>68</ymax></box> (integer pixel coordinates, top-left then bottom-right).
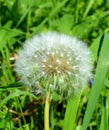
<box><xmin>82</xmin><ymin>33</ymin><xmax>109</xmax><ymax>130</ymax></box>
<box><xmin>0</xmin><ymin>90</ymin><xmax>38</xmax><ymax>108</ymax></box>
<box><xmin>63</xmin><ymin>91</ymin><xmax>82</xmax><ymax>130</ymax></box>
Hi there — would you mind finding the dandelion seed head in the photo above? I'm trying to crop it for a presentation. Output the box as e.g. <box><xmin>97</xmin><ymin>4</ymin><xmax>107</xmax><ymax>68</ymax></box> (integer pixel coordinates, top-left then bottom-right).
<box><xmin>15</xmin><ymin>32</ymin><xmax>93</xmax><ymax>99</ymax></box>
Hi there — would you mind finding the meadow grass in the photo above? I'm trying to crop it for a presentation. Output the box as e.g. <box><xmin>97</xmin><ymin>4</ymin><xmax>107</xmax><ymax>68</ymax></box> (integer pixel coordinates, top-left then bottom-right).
<box><xmin>0</xmin><ymin>0</ymin><xmax>109</xmax><ymax>130</ymax></box>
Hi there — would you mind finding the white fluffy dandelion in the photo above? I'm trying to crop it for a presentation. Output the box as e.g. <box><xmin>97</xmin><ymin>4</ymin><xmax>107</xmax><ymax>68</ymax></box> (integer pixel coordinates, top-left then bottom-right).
<box><xmin>15</xmin><ymin>32</ymin><xmax>93</xmax><ymax>99</ymax></box>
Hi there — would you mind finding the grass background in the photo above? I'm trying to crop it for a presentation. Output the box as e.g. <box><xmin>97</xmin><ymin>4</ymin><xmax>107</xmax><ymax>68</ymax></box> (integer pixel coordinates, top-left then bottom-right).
<box><xmin>0</xmin><ymin>0</ymin><xmax>109</xmax><ymax>130</ymax></box>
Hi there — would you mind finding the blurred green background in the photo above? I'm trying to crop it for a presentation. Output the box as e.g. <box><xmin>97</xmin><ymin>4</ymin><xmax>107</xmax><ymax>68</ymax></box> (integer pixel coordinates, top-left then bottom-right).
<box><xmin>0</xmin><ymin>0</ymin><xmax>109</xmax><ymax>130</ymax></box>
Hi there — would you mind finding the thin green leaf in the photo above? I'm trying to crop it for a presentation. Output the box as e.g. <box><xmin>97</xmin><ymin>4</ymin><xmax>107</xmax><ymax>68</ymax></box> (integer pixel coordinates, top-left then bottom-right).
<box><xmin>63</xmin><ymin>91</ymin><xmax>82</xmax><ymax>130</ymax></box>
<box><xmin>82</xmin><ymin>33</ymin><xmax>109</xmax><ymax>130</ymax></box>
<box><xmin>0</xmin><ymin>90</ymin><xmax>38</xmax><ymax>108</ymax></box>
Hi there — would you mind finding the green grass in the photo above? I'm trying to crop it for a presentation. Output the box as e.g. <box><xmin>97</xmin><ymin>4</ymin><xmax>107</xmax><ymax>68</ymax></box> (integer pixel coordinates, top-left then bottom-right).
<box><xmin>0</xmin><ymin>0</ymin><xmax>109</xmax><ymax>129</ymax></box>
<box><xmin>82</xmin><ymin>33</ymin><xmax>109</xmax><ymax>130</ymax></box>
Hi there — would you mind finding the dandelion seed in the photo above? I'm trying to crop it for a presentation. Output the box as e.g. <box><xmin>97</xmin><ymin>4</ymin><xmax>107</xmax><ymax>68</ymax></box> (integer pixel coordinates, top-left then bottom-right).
<box><xmin>15</xmin><ymin>32</ymin><xmax>93</xmax><ymax>99</ymax></box>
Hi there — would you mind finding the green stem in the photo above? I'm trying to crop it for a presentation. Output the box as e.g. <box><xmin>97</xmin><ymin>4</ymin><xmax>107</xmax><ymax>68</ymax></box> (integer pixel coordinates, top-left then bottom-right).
<box><xmin>44</xmin><ymin>93</ymin><xmax>50</xmax><ymax>130</ymax></box>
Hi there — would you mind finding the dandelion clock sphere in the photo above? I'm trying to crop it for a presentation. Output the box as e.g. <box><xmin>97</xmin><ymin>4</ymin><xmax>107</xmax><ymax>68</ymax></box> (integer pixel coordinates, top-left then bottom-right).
<box><xmin>15</xmin><ymin>32</ymin><xmax>92</xmax><ymax>99</ymax></box>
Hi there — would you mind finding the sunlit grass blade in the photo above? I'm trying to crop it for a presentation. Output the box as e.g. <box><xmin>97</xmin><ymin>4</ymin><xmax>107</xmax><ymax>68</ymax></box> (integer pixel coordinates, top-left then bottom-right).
<box><xmin>82</xmin><ymin>33</ymin><xmax>109</xmax><ymax>130</ymax></box>
<box><xmin>83</xmin><ymin>0</ymin><xmax>94</xmax><ymax>18</ymax></box>
<box><xmin>63</xmin><ymin>91</ymin><xmax>82</xmax><ymax>130</ymax></box>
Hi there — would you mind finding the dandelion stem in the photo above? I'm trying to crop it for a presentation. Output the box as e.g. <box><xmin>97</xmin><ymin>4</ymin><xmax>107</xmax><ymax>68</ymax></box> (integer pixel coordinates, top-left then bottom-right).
<box><xmin>44</xmin><ymin>93</ymin><xmax>50</xmax><ymax>130</ymax></box>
